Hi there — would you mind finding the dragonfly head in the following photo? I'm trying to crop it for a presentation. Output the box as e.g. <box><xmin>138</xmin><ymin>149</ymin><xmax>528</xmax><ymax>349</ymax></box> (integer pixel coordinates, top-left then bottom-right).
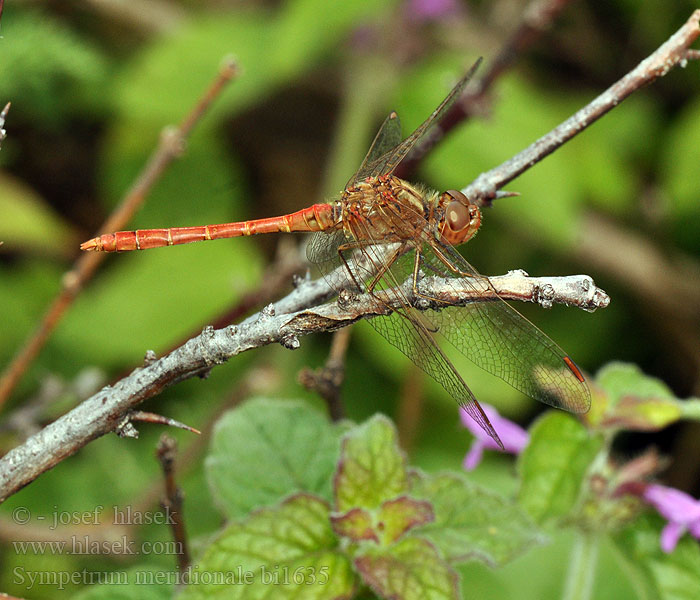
<box><xmin>438</xmin><ymin>189</ymin><xmax>481</xmax><ymax>246</ymax></box>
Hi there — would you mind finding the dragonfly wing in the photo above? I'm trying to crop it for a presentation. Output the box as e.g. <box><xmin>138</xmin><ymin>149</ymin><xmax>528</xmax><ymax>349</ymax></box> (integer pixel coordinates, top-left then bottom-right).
<box><xmin>415</xmin><ymin>242</ymin><xmax>591</xmax><ymax>413</ymax></box>
<box><xmin>343</xmin><ymin>217</ymin><xmax>501</xmax><ymax>445</ymax></box>
<box><xmin>348</xmin><ymin>112</ymin><xmax>402</xmax><ymax>186</ymax></box>
<box><xmin>368</xmin><ymin>302</ymin><xmax>500</xmax><ymax>443</ymax></box>
<box><xmin>350</xmin><ymin>58</ymin><xmax>482</xmax><ymax>183</ymax></box>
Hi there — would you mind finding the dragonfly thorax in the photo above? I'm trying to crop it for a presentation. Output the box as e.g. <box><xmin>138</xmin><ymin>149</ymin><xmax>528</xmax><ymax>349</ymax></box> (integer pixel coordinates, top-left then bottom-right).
<box><xmin>339</xmin><ymin>175</ymin><xmax>429</xmax><ymax>242</ymax></box>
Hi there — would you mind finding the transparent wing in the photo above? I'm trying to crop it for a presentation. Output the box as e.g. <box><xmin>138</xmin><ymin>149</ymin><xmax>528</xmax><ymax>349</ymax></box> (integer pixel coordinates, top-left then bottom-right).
<box><xmin>347</xmin><ymin>58</ymin><xmax>482</xmax><ymax>186</ymax></box>
<box><xmin>307</xmin><ymin>215</ymin><xmax>500</xmax><ymax>445</ymax></box>
<box><xmin>349</xmin><ymin>112</ymin><xmax>402</xmax><ymax>186</ymax></box>
<box><xmin>410</xmin><ymin>242</ymin><xmax>590</xmax><ymax>413</ymax></box>
<box><xmin>312</xmin><ymin>196</ymin><xmax>590</xmax><ymax>416</ymax></box>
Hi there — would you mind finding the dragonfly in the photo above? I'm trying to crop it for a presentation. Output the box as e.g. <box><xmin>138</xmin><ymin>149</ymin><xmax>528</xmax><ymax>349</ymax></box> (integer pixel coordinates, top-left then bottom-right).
<box><xmin>81</xmin><ymin>60</ymin><xmax>590</xmax><ymax>445</ymax></box>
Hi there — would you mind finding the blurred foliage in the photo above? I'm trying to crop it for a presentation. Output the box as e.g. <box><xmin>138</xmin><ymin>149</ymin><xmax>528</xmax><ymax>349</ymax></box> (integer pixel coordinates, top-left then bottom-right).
<box><xmin>0</xmin><ymin>0</ymin><xmax>699</xmax><ymax>598</ymax></box>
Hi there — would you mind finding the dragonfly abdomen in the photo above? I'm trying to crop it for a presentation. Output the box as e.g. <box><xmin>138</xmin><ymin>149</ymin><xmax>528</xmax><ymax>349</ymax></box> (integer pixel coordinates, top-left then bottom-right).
<box><xmin>80</xmin><ymin>203</ymin><xmax>338</xmax><ymax>252</ymax></box>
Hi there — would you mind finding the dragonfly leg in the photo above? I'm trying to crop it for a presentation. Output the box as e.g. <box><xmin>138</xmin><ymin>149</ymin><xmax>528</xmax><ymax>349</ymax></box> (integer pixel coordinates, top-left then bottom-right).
<box><xmin>429</xmin><ymin>243</ymin><xmax>476</xmax><ymax>278</ymax></box>
<box><xmin>410</xmin><ymin>247</ymin><xmax>454</xmax><ymax>308</ymax></box>
<box><xmin>335</xmin><ymin>243</ymin><xmax>366</xmax><ymax>293</ymax></box>
<box><xmin>335</xmin><ymin>240</ymin><xmax>409</xmax><ymax>295</ymax></box>
<box><xmin>364</xmin><ymin>242</ymin><xmax>409</xmax><ymax>294</ymax></box>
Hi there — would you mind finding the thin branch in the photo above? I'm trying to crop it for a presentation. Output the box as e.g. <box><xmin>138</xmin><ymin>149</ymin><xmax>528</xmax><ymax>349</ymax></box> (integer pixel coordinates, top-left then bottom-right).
<box><xmin>127</xmin><ymin>411</ymin><xmax>200</xmax><ymax>435</ymax></box>
<box><xmin>464</xmin><ymin>10</ymin><xmax>700</xmax><ymax>204</ymax></box>
<box><xmin>396</xmin><ymin>0</ymin><xmax>574</xmax><ymax>178</ymax></box>
<box><xmin>0</xmin><ymin>58</ymin><xmax>239</xmax><ymax>410</ymax></box>
<box><xmin>156</xmin><ymin>436</ymin><xmax>191</xmax><ymax>576</ymax></box>
<box><xmin>0</xmin><ymin>269</ymin><xmax>607</xmax><ymax>503</ymax></box>
<box><xmin>299</xmin><ymin>327</ymin><xmax>352</xmax><ymax>421</ymax></box>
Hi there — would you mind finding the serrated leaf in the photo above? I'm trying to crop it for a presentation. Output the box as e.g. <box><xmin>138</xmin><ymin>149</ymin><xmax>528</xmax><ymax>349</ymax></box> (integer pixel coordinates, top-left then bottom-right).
<box><xmin>518</xmin><ymin>412</ymin><xmax>602</xmax><ymax>523</ymax></box>
<box><xmin>334</xmin><ymin>414</ymin><xmax>408</xmax><ymax>512</ymax></box>
<box><xmin>331</xmin><ymin>507</ymin><xmax>378</xmax><ymax>543</ymax></box>
<box><xmin>613</xmin><ymin>514</ymin><xmax>700</xmax><ymax>600</ymax></box>
<box><xmin>355</xmin><ymin>537</ymin><xmax>458</xmax><ymax>600</ymax></box>
<box><xmin>331</xmin><ymin>497</ymin><xmax>433</xmax><ymax>546</ymax></box>
<box><xmin>206</xmin><ymin>398</ymin><xmax>343</xmax><ymax>519</ymax></box>
<box><xmin>379</xmin><ymin>496</ymin><xmax>434</xmax><ymax>545</ymax></box>
<box><xmin>409</xmin><ymin>471</ymin><xmax>544</xmax><ymax>566</ymax></box>
<box><xmin>181</xmin><ymin>493</ymin><xmax>355</xmax><ymax>599</ymax></box>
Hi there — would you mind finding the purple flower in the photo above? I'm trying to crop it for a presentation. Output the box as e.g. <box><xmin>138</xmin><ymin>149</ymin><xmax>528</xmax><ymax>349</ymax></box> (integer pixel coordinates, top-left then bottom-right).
<box><xmin>642</xmin><ymin>484</ymin><xmax>700</xmax><ymax>553</ymax></box>
<box><xmin>405</xmin><ymin>0</ymin><xmax>460</xmax><ymax>23</ymax></box>
<box><xmin>460</xmin><ymin>404</ymin><xmax>529</xmax><ymax>470</ymax></box>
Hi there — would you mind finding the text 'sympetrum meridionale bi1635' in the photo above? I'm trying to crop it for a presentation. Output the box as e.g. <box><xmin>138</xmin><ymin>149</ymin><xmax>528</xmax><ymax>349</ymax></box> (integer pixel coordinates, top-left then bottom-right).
<box><xmin>82</xmin><ymin>59</ymin><xmax>591</xmax><ymax>446</ymax></box>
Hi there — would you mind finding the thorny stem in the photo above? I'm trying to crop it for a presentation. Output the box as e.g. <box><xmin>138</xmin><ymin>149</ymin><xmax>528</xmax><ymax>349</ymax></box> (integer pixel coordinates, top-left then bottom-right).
<box><xmin>0</xmin><ymin>270</ymin><xmax>607</xmax><ymax>502</ymax></box>
<box><xmin>0</xmin><ymin>57</ymin><xmax>239</xmax><ymax>411</ymax></box>
<box><xmin>464</xmin><ymin>10</ymin><xmax>700</xmax><ymax>204</ymax></box>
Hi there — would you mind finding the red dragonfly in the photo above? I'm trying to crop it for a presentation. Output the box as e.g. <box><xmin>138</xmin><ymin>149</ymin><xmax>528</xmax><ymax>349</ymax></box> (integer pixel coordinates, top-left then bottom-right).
<box><xmin>82</xmin><ymin>61</ymin><xmax>590</xmax><ymax>444</ymax></box>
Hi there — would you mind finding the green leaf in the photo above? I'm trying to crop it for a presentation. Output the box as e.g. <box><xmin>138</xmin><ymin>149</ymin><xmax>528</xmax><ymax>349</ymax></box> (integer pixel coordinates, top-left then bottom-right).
<box><xmin>206</xmin><ymin>398</ymin><xmax>343</xmax><ymax>519</ymax></box>
<box><xmin>660</xmin><ymin>96</ymin><xmax>700</xmax><ymax>241</ymax></box>
<box><xmin>0</xmin><ymin>9</ymin><xmax>108</xmax><ymax>124</ymax></box>
<box><xmin>597</xmin><ymin>362</ymin><xmax>677</xmax><ymax>403</ymax></box>
<box><xmin>181</xmin><ymin>493</ymin><xmax>356</xmax><ymax>599</ymax></box>
<box><xmin>594</xmin><ymin>363</ymin><xmax>683</xmax><ymax>431</ymax></box>
<box><xmin>331</xmin><ymin>507</ymin><xmax>379</xmax><ymax>543</ymax></box>
<box><xmin>409</xmin><ymin>471</ymin><xmax>544</xmax><ymax>566</ymax></box>
<box><xmin>518</xmin><ymin>412</ymin><xmax>602</xmax><ymax>523</ymax></box>
<box><xmin>331</xmin><ymin>497</ymin><xmax>433</xmax><ymax>546</ymax></box>
<box><xmin>613</xmin><ymin>514</ymin><xmax>700</xmax><ymax>600</ymax></box>
<box><xmin>0</xmin><ymin>174</ymin><xmax>76</xmax><ymax>255</ymax></box>
<box><xmin>379</xmin><ymin>496</ymin><xmax>435</xmax><ymax>545</ymax></box>
<box><xmin>113</xmin><ymin>0</ymin><xmax>398</xmax><ymax>137</ymax></box>
<box><xmin>334</xmin><ymin>414</ymin><xmax>408</xmax><ymax>512</ymax></box>
<box><xmin>355</xmin><ymin>537</ymin><xmax>458</xmax><ymax>600</ymax></box>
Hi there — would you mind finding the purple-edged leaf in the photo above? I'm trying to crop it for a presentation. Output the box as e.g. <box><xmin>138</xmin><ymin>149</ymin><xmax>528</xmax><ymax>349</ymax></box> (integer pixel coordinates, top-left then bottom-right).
<box><xmin>335</xmin><ymin>414</ymin><xmax>408</xmax><ymax>512</ymax></box>
<box><xmin>180</xmin><ymin>493</ymin><xmax>355</xmax><ymax>599</ymax></box>
<box><xmin>331</xmin><ymin>507</ymin><xmax>379</xmax><ymax>543</ymax></box>
<box><xmin>594</xmin><ymin>363</ymin><xmax>684</xmax><ymax>431</ymax></box>
<box><xmin>409</xmin><ymin>471</ymin><xmax>544</xmax><ymax>566</ymax></box>
<box><xmin>518</xmin><ymin>412</ymin><xmax>602</xmax><ymax>523</ymax></box>
<box><xmin>355</xmin><ymin>537</ymin><xmax>458</xmax><ymax>600</ymax></box>
<box><xmin>331</xmin><ymin>497</ymin><xmax>433</xmax><ymax>546</ymax></box>
<box><xmin>601</xmin><ymin>396</ymin><xmax>682</xmax><ymax>431</ymax></box>
<box><xmin>379</xmin><ymin>496</ymin><xmax>434</xmax><ymax>545</ymax></box>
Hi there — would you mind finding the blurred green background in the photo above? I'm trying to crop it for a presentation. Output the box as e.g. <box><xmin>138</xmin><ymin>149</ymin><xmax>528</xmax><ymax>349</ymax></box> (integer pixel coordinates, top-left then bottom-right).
<box><xmin>0</xmin><ymin>0</ymin><xmax>699</xmax><ymax>597</ymax></box>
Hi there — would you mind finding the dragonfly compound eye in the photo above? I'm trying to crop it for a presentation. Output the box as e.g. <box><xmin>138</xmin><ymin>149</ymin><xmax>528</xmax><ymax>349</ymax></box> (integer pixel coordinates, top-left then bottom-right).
<box><xmin>446</xmin><ymin>200</ymin><xmax>470</xmax><ymax>232</ymax></box>
<box><xmin>443</xmin><ymin>190</ymin><xmax>473</xmax><ymax>231</ymax></box>
<box><xmin>440</xmin><ymin>190</ymin><xmax>481</xmax><ymax>245</ymax></box>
